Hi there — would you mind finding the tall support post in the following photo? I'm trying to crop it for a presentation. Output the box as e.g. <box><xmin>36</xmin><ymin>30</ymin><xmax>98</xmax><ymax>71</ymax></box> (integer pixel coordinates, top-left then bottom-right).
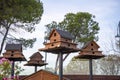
<box><xmin>89</xmin><ymin>58</ymin><xmax>93</xmax><ymax>80</ymax></box>
<box><xmin>59</xmin><ymin>52</ymin><xmax>63</xmax><ymax>80</ymax></box>
<box><xmin>35</xmin><ymin>66</ymin><xmax>37</xmax><ymax>72</ymax></box>
<box><xmin>11</xmin><ymin>61</ymin><xmax>15</xmax><ymax>77</ymax></box>
<box><xmin>45</xmin><ymin>52</ymin><xmax>47</xmax><ymax>69</ymax></box>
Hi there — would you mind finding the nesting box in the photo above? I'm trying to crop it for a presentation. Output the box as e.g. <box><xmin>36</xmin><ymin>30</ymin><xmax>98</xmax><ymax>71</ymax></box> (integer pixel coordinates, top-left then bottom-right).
<box><xmin>24</xmin><ymin>52</ymin><xmax>47</xmax><ymax>66</ymax></box>
<box><xmin>75</xmin><ymin>40</ymin><xmax>104</xmax><ymax>59</ymax></box>
<box><xmin>3</xmin><ymin>44</ymin><xmax>26</xmax><ymax>61</ymax></box>
<box><xmin>40</xmin><ymin>29</ymin><xmax>79</xmax><ymax>53</ymax></box>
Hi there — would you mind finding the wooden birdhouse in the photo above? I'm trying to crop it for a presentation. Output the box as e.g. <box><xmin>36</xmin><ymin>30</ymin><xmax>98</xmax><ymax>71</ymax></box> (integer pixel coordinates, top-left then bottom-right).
<box><xmin>39</xmin><ymin>29</ymin><xmax>80</xmax><ymax>80</ymax></box>
<box><xmin>40</xmin><ymin>29</ymin><xmax>79</xmax><ymax>53</ymax></box>
<box><xmin>24</xmin><ymin>52</ymin><xmax>47</xmax><ymax>72</ymax></box>
<box><xmin>25</xmin><ymin>52</ymin><xmax>47</xmax><ymax>66</ymax></box>
<box><xmin>75</xmin><ymin>40</ymin><xmax>104</xmax><ymax>59</ymax></box>
<box><xmin>3</xmin><ymin>44</ymin><xmax>26</xmax><ymax>61</ymax></box>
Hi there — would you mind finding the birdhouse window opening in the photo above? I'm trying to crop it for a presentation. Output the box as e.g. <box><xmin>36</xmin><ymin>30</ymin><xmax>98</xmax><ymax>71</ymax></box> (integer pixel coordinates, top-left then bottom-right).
<box><xmin>11</xmin><ymin>54</ymin><xmax>14</xmax><ymax>56</ymax></box>
<box><xmin>92</xmin><ymin>52</ymin><xmax>95</xmax><ymax>54</ymax></box>
<box><xmin>54</xmin><ymin>39</ymin><xmax>56</xmax><ymax>42</ymax></box>
<box><xmin>68</xmin><ymin>44</ymin><xmax>70</xmax><ymax>47</ymax></box>
<box><xmin>51</xmin><ymin>44</ymin><xmax>54</xmax><ymax>46</ymax></box>
<box><xmin>12</xmin><ymin>51</ymin><xmax>14</xmax><ymax>53</ymax></box>
<box><xmin>91</xmin><ymin>43</ymin><xmax>93</xmax><ymax>46</ymax></box>
<box><xmin>54</xmin><ymin>33</ymin><xmax>56</xmax><ymax>36</ymax></box>
<box><xmin>91</xmin><ymin>48</ymin><xmax>94</xmax><ymax>51</ymax></box>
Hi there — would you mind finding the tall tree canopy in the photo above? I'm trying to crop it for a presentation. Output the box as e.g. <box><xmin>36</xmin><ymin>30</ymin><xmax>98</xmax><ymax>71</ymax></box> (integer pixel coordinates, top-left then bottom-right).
<box><xmin>0</xmin><ymin>0</ymin><xmax>43</xmax><ymax>54</ymax></box>
<box><xmin>45</xmin><ymin>12</ymin><xmax>100</xmax><ymax>73</ymax></box>
<box><xmin>45</xmin><ymin>12</ymin><xmax>99</xmax><ymax>46</ymax></box>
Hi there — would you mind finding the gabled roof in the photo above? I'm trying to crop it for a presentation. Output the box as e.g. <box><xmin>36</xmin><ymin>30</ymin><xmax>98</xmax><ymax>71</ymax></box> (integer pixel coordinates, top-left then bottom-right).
<box><xmin>24</xmin><ymin>52</ymin><xmax>47</xmax><ymax>66</ymax></box>
<box><xmin>5</xmin><ymin>44</ymin><xmax>22</xmax><ymax>51</ymax></box>
<box><xmin>21</xmin><ymin>69</ymin><xmax>70</xmax><ymax>80</ymax></box>
<box><xmin>30</xmin><ymin>52</ymin><xmax>43</xmax><ymax>59</ymax></box>
<box><xmin>49</xmin><ymin>29</ymin><xmax>74</xmax><ymax>40</ymax></box>
<box><xmin>81</xmin><ymin>40</ymin><xmax>100</xmax><ymax>50</ymax></box>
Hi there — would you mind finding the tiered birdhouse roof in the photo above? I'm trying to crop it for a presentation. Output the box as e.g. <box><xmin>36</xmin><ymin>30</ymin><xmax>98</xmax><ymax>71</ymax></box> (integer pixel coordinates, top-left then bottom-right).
<box><xmin>24</xmin><ymin>52</ymin><xmax>47</xmax><ymax>66</ymax></box>
<box><xmin>75</xmin><ymin>40</ymin><xmax>104</xmax><ymax>59</ymax></box>
<box><xmin>5</xmin><ymin>44</ymin><xmax>22</xmax><ymax>51</ymax></box>
<box><xmin>39</xmin><ymin>29</ymin><xmax>79</xmax><ymax>54</ymax></box>
<box><xmin>3</xmin><ymin>44</ymin><xmax>26</xmax><ymax>61</ymax></box>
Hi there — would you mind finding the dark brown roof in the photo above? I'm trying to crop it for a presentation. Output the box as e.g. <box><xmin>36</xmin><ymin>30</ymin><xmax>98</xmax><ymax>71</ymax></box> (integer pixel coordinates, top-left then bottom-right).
<box><xmin>49</xmin><ymin>29</ymin><xmax>74</xmax><ymax>40</ymax></box>
<box><xmin>30</xmin><ymin>52</ymin><xmax>43</xmax><ymax>59</ymax></box>
<box><xmin>24</xmin><ymin>52</ymin><xmax>47</xmax><ymax>66</ymax></box>
<box><xmin>56</xmin><ymin>29</ymin><xmax>74</xmax><ymax>39</ymax></box>
<box><xmin>5</xmin><ymin>44</ymin><xmax>22</xmax><ymax>51</ymax></box>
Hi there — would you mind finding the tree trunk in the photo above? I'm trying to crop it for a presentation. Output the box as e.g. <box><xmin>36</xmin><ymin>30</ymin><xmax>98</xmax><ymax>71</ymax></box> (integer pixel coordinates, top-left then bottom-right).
<box><xmin>0</xmin><ymin>25</ymin><xmax>10</xmax><ymax>55</ymax></box>
<box><xmin>55</xmin><ymin>54</ymin><xmax>70</xmax><ymax>73</ymax></box>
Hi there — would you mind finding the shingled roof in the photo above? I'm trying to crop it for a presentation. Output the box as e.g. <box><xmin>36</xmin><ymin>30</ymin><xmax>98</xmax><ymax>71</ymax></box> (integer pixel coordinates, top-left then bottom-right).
<box><xmin>24</xmin><ymin>52</ymin><xmax>47</xmax><ymax>67</ymax></box>
<box><xmin>5</xmin><ymin>44</ymin><xmax>22</xmax><ymax>51</ymax></box>
<box><xmin>81</xmin><ymin>40</ymin><xmax>100</xmax><ymax>50</ymax></box>
<box><xmin>49</xmin><ymin>29</ymin><xmax>74</xmax><ymax>40</ymax></box>
<box><xmin>30</xmin><ymin>52</ymin><xmax>43</xmax><ymax>59</ymax></box>
<box><xmin>21</xmin><ymin>69</ymin><xmax>70</xmax><ymax>80</ymax></box>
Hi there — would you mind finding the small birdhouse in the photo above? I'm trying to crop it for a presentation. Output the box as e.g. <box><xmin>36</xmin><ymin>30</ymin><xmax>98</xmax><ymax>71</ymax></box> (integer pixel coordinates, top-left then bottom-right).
<box><xmin>3</xmin><ymin>44</ymin><xmax>26</xmax><ymax>61</ymax></box>
<box><xmin>75</xmin><ymin>40</ymin><xmax>104</xmax><ymax>59</ymax></box>
<box><xmin>39</xmin><ymin>29</ymin><xmax>79</xmax><ymax>53</ymax></box>
<box><xmin>24</xmin><ymin>52</ymin><xmax>47</xmax><ymax>66</ymax></box>
<box><xmin>24</xmin><ymin>52</ymin><xmax>47</xmax><ymax>72</ymax></box>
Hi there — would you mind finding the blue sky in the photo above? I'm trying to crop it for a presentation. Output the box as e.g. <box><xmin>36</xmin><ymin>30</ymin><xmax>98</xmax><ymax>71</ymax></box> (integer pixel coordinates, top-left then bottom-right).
<box><xmin>21</xmin><ymin>0</ymin><xmax>120</xmax><ymax>74</ymax></box>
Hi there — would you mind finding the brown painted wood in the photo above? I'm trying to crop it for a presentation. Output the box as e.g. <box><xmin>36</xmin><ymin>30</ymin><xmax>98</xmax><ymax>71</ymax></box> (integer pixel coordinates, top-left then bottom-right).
<box><xmin>21</xmin><ymin>70</ymin><xmax>70</xmax><ymax>80</ymax></box>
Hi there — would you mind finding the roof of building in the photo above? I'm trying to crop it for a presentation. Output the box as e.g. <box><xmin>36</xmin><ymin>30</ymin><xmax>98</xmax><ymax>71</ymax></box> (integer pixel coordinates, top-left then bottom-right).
<box><xmin>30</xmin><ymin>52</ymin><xmax>43</xmax><ymax>59</ymax></box>
<box><xmin>5</xmin><ymin>44</ymin><xmax>22</xmax><ymax>51</ymax></box>
<box><xmin>24</xmin><ymin>52</ymin><xmax>47</xmax><ymax>67</ymax></box>
<box><xmin>49</xmin><ymin>29</ymin><xmax>74</xmax><ymax>40</ymax></box>
<box><xmin>81</xmin><ymin>40</ymin><xmax>100</xmax><ymax>50</ymax></box>
<box><xmin>21</xmin><ymin>69</ymin><xmax>70</xmax><ymax>80</ymax></box>
<box><xmin>20</xmin><ymin>73</ymin><xmax>120</xmax><ymax>80</ymax></box>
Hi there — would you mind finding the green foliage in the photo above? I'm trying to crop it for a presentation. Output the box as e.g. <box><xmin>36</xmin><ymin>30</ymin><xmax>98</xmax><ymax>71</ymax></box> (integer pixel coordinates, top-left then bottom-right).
<box><xmin>14</xmin><ymin>63</ymin><xmax>24</xmax><ymax>76</ymax></box>
<box><xmin>45</xmin><ymin>12</ymin><xmax>99</xmax><ymax>44</ymax></box>
<box><xmin>0</xmin><ymin>0</ymin><xmax>43</xmax><ymax>52</ymax></box>
<box><xmin>0</xmin><ymin>58</ymin><xmax>24</xmax><ymax>79</ymax></box>
<box><xmin>0</xmin><ymin>0</ymin><xmax>43</xmax><ymax>25</ymax></box>
<box><xmin>8</xmin><ymin>38</ymin><xmax>37</xmax><ymax>48</ymax></box>
<box><xmin>0</xmin><ymin>58</ymin><xmax>11</xmax><ymax>77</ymax></box>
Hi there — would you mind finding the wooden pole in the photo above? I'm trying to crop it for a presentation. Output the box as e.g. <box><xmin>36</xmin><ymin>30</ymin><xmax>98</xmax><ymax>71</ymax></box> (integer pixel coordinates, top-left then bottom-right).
<box><xmin>11</xmin><ymin>61</ymin><xmax>15</xmax><ymax>77</ymax></box>
<box><xmin>35</xmin><ymin>66</ymin><xmax>37</xmax><ymax>72</ymax></box>
<box><xmin>45</xmin><ymin>52</ymin><xmax>47</xmax><ymax>69</ymax></box>
<box><xmin>59</xmin><ymin>53</ymin><xmax>63</xmax><ymax>80</ymax></box>
<box><xmin>89</xmin><ymin>59</ymin><xmax>93</xmax><ymax>80</ymax></box>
